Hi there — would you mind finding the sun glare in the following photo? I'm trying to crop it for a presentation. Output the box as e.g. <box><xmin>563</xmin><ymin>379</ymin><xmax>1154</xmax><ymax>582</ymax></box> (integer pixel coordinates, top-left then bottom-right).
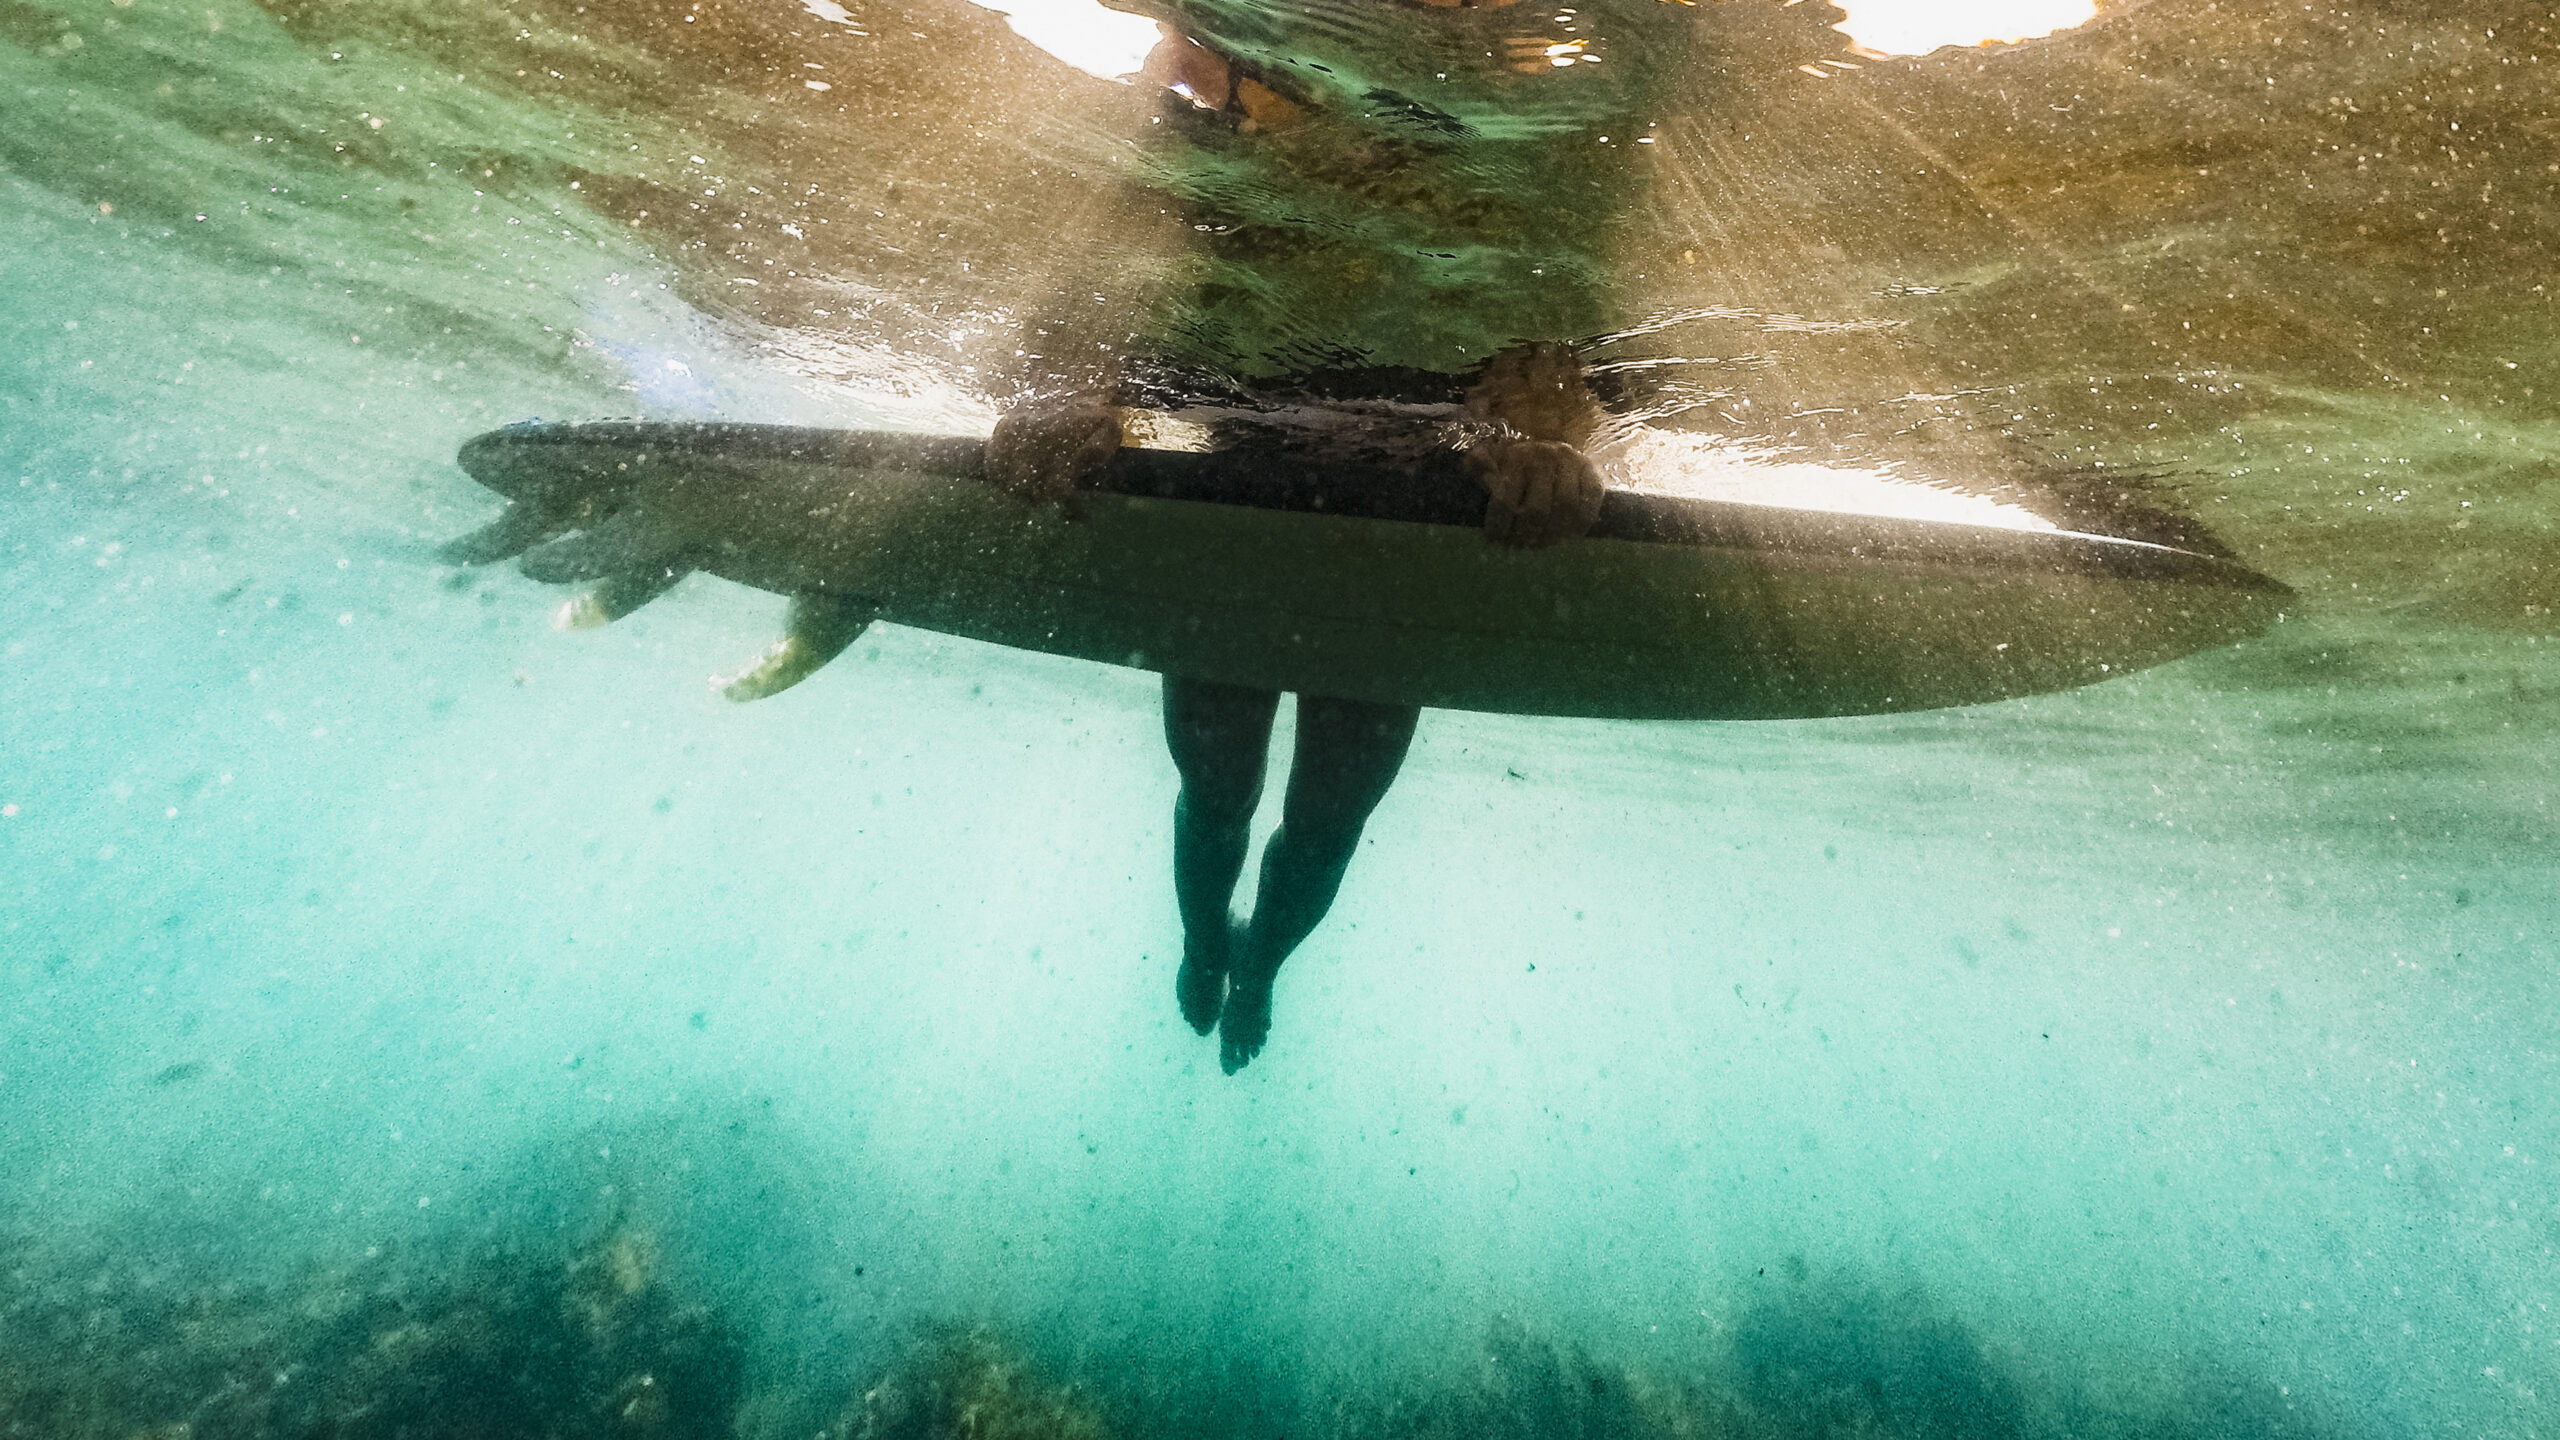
<box><xmin>963</xmin><ymin>0</ymin><xmax>1160</xmax><ymax>81</ymax></box>
<box><xmin>1831</xmin><ymin>0</ymin><xmax>2099</xmax><ymax>56</ymax></box>
<box><xmin>960</xmin><ymin>1</ymin><xmax>2099</xmax><ymax>81</ymax></box>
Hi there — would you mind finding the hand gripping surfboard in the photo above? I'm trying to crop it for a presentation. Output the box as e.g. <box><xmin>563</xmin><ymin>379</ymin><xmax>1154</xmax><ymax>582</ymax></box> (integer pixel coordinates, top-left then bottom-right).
<box><xmin>443</xmin><ymin>420</ymin><xmax>2288</xmax><ymax>720</ymax></box>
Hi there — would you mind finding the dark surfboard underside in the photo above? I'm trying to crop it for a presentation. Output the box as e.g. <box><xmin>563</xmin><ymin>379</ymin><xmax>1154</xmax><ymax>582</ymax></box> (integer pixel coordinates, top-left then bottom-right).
<box><xmin>448</xmin><ymin>421</ymin><xmax>2290</xmax><ymax>720</ymax></box>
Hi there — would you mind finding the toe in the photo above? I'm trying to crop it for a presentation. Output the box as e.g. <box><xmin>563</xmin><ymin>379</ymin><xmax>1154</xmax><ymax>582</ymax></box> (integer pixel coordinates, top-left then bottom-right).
<box><xmin>1217</xmin><ymin>980</ymin><xmax>1272</xmax><ymax>1075</ymax></box>
<box><xmin>1177</xmin><ymin>961</ymin><xmax>1224</xmax><ymax>1036</ymax></box>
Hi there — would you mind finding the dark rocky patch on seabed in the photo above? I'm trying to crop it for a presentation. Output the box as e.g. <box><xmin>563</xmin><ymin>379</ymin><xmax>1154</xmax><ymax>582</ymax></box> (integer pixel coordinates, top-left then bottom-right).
<box><xmin>0</xmin><ymin>1211</ymin><xmax>2359</xmax><ymax>1440</ymax></box>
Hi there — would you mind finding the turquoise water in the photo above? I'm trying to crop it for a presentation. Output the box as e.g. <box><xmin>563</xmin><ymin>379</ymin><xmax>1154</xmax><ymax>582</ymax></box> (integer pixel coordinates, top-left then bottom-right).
<box><xmin>2</xmin><ymin>1</ymin><xmax>2553</xmax><ymax>1436</ymax></box>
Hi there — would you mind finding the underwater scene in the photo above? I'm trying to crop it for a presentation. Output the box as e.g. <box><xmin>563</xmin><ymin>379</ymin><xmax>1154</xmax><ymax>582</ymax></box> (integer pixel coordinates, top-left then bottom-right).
<box><xmin>2</xmin><ymin>0</ymin><xmax>2553</xmax><ymax>1435</ymax></box>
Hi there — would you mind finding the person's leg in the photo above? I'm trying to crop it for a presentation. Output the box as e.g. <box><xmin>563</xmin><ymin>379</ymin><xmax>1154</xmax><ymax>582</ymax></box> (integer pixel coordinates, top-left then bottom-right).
<box><xmin>1219</xmin><ymin>696</ymin><xmax>1421</xmax><ymax>1073</ymax></box>
<box><xmin>1164</xmin><ymin>676</ymin><xmax>1282</xmax><ymax>1034</ymax></box>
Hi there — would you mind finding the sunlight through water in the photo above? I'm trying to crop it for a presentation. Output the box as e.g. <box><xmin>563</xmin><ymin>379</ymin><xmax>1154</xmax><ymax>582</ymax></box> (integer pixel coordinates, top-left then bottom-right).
<box><xmin>1833</xmin><ymin>0</ymin><xmax>2099</xmax><ymax>55</ymax></box>
<box><xmin>965</xmin><ymin>0</ymin><xmax>1161</xmax><ymax>79</ymax></box>
<box><xmin>1</xmin><ymin>0</ymin><xmax>2553</xmax><ymax>1436</ymax></box>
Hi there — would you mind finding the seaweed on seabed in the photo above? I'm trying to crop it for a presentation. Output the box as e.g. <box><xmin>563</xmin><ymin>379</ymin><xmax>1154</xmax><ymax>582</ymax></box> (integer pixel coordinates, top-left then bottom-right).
<box><xmin>1727</xmin><ymin>1275</ymin><xmax>2366</xmax><ymax>1440</ymax></box>
<box><xmin>0</xmin><ymin>1219</ymin><xmax>744</xmax><ymax>1440</ymax></box>
<box><xmin>1358</xmin><ymin>1315</ymin><xmax>1752</xmax><ymax>1440</ymax></box>
<box><xmin>1333</xmin><ymin>1293</ymin><xmax>2364</xmax><ymax>1440</ymax></box>
<box><xmin>267</xmin><ymin>1221</ymin><xmax>747</xmax><ymax>1440</ymax></box>
<box><xmin>828</xmin><ymin>1323</ymin><xmax>1112</xmax><ymax>1440</ymax></box>
<box><xmin>1727</xmin><ymin>1280</ymin><xmax>2030</xmax><ymax>1440</ymax></box>
<box><xmin>0</xmin><ymin>1223</ymin><xmax>281</xmax><ymax>1440</ymax></box>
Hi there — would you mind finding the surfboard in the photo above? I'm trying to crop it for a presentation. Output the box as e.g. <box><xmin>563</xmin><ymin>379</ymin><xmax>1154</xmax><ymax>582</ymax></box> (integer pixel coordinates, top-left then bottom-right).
<box><xmin>443</xmin><ymin>419</ymin><xmax>2288</xmax><ymax>720</ymax></box>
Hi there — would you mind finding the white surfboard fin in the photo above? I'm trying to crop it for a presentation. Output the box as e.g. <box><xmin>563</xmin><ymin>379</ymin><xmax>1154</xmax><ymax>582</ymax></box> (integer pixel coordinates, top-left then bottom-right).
<box><xmin>717</xmin><ymin>592</ymin><xmax>877</xmax><ymax>702</ymax></box>
<box><xmin>551</xmin><ymin>566</ymin><xmax>694</xmax><ymax>631</ymax></box>
<box><xmin>517</xmin><ymin>509</ymin><xmax>686</xmax><ymax>584</ymax></box>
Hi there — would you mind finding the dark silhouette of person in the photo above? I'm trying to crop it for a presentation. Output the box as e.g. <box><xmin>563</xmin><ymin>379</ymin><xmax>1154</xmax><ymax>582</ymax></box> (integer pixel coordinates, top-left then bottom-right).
<box><xmin>1163</xmin><ymin>677</ymin><xmax>1422</xmax><ymax>1068</ymax></box>
<box><xmin>992</xmin><ymin>345</ymin><xmax>1603</xmax><ymax>1072</ymax></box>
<box><xmin>987</xmin><ymin>0</ymin><xmax>1684</xmax><ymax>1070</ymax></box>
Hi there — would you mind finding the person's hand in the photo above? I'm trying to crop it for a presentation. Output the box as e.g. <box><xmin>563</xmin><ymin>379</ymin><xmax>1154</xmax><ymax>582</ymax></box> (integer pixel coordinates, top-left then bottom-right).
<box><xmin>1470</xmin><ymin>437</ymin><xmax>1603</xmax><ymax>548</ymax></box>
<box><xmin>1464</xmin><ymin>342</ymin><xmax>1604</xmax><ymax>546</ymax></box>
<box><xmin>1465</xmin><ymin>341</ymin><xmax>1600</xmax><ymax>449</ymax></box>
<box><xmin>985</xmin><ymin>399</ymin><xmax>1123</xmax><ymax>509</ymax></box>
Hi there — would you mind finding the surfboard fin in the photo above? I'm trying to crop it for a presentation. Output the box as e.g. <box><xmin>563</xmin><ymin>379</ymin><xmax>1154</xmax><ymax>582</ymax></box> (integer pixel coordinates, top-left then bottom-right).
<box><xmin>717</xmin><ymin>592</ymin><xmax>876</xmax><ymax>702</ymax></box>
<box><xmin>439</xmin><ymin>502</ymin><xmax>578</xmax><ymax>565</ymax></box>
<box><xmin>517</xmin><ymin>509</ymin><xmax>686</xmax><ymax>584</ymax></box>
<box><xmin>551</xmin><ymin>566</ymin><xmax>694</xmax><ymax>631</ymax></box>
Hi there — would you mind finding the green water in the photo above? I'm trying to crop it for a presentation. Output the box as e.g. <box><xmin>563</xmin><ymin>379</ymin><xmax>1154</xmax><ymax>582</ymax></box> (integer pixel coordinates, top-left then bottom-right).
<box><xmin>0</xmin><ymin>1</ymin><xmax>2552</xmax><ymax>1436</ymax></box>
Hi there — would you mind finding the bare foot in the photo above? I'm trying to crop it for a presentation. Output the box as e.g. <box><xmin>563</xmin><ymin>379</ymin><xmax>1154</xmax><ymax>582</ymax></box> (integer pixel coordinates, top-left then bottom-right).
<box><xmin>1175</xmin><ymin>921</ymin><xmax>1236</xmax><ymax>1036</ymax></box>
<box><xmin>1218</xmin><ymin>964</ymin><xmax>1276</xmax><ymax>1074</ymax></box>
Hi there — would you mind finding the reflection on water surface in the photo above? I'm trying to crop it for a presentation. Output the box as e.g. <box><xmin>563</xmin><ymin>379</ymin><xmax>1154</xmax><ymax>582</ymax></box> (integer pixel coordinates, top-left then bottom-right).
<box><xmin>0</xmin><ymin>1</ymin><xmax>2551</xmax><ymax>1437</ymax></box>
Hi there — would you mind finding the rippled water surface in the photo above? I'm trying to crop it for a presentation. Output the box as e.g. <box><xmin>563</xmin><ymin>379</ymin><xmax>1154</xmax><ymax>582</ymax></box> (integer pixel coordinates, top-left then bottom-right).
<box><xmin>2</xmin><ymin>2</ymin><xmax>2554</xmax><ymax>1437</ymax></box>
